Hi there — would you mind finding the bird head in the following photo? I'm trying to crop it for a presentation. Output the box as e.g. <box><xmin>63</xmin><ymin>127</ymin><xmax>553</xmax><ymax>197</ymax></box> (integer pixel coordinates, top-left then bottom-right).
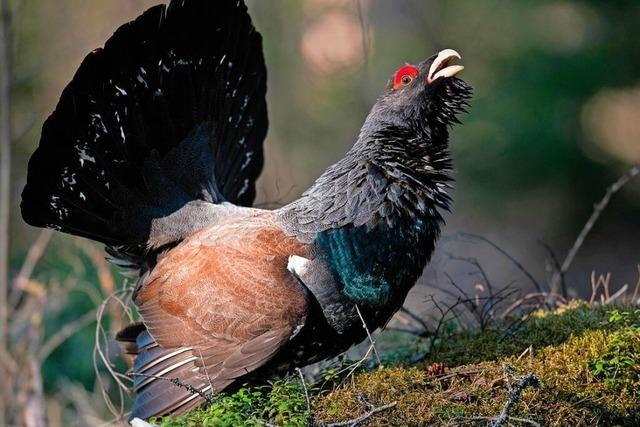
<box><xmin>361</xmin><ymin>49</ymin><xmax>471</xmax><ymax>140</ymax></box>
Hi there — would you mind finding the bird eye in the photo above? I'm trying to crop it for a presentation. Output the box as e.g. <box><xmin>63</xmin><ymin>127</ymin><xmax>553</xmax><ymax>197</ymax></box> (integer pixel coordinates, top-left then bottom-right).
<box><xmin>392</xmin><ymin>65</ymin><xmax>419</xmax><ymax>90</ymax></box>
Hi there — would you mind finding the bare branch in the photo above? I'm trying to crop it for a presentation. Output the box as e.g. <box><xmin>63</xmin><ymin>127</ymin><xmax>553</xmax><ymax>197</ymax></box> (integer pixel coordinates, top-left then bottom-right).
<box><xmin>537</xmin><ymin>240</ymin><xmax>566</xmax><ymax>298</ymax></box>
<box><xmin>632</xmin><ymin>265</ymin><xmax>640</xmax><ymax>305</ymax></box>
<box><xmin>9</xmin><ymin>230</ymin><xmax>53</xmax><ymax>307</ymax></box>
<box><xmin>604</xmin><ymin>284</ymin><xmax>628</xmax><ymax>304</ymax></box>
<box><xmin>93</xmin><ymin>288</ymin><xmax>135</xmax><ymax>421</ymax></box>
<box><xmin>398</xmin><ymin>307</ymin><xmax>433</xmax><ymax>335</ymax></box>
<box><xmin>500</xmin><ymin>292</ymin><xmax>568</xmax><ymax>319</ymax></box>
<box><xmin>39</xmin><ymin>310</ymin><xmax>96</xmax><ymax>362</ymax></box>
<box><xmin>355</xmin><ymin>305</ymin><xmax>381</xmax><ymax>366</ymax></box>
<box><xmin>333</xmin><ymin>342</ymin><xmax>376</xmax><ymax>380</ymax></box>
<box><xmin>451</xmin><ymin>232</ymin><xmax>543</xmax><ymax>293</ymax></box>
<box><xmin>385</xmin><ymin>326</ymin><xmax>431</xmax><ymax>338</ymax></box>
<box><xmin>443</xmin><ymin>251</ymin><xmax>495</xmax><ymax>297</ymax></box>
<box><xmin>550</xmin><ymin>164</ymin><xmax>640</xmax><ymax>292</ymax></box>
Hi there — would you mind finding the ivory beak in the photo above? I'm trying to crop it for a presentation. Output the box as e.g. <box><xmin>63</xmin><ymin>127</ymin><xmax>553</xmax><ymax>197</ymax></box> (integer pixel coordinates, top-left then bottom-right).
<box><xmin>428</xmin><ymin>49</ymin><xmax>464</xmax><ymax>84</ymax></box>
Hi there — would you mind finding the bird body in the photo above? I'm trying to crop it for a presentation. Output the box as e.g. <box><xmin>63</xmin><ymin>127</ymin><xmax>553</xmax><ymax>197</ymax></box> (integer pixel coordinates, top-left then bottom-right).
<box><xmin>21</xmin><ymin>0</ymin><xmax>470</xmax><ymax>420</ymax></box>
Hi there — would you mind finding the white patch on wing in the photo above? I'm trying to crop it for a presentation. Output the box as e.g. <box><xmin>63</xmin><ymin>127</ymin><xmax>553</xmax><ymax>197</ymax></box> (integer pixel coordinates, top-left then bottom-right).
<box><xmin>287</xmin><ymin>255</ymin><xmax>309</xmax><ymax>277</ymax></box>
<box><xmin>290</xmin><ymin>323</ymin><xmax>304</xmax><ymax>340</ymax></box>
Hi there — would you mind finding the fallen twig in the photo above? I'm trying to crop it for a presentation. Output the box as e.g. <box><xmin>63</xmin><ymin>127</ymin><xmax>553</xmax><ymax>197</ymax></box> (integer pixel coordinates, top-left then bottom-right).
<box><xmin>337</xmin><ymin>341</ymin><xmax>376</xmax><ymax>379</ymax></box>
<box><xmin>490</xmin><ymin>367</ymin><xmax>540</xmax><ymax>427</ymax></box>
<box><xmin>447</xmin><ymin>416</ymin><xmax>540</xmax><ymax>427</ymax></box>
<box><xmin>425</xmin><ymin>368</ymin><xmax>485</xmax><ymax>386</ymax></box>
<box><xmin>322</xmin><ymin>401</ymin><xmax>397</xmax><ymax>427</ymax></box>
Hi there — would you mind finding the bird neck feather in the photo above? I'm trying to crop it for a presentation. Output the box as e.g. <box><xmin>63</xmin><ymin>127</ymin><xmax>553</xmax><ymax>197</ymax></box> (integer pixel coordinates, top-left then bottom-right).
<box><xmin>280</xmin><ymin>121</ymin><xmax>452</xmax><ymax>310</ymax></box>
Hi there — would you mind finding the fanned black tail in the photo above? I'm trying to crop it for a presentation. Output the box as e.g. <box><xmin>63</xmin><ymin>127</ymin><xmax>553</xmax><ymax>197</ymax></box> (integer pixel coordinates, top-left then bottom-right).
<box><xmin>21</xmin><ymin>0</ymin><xmax>267</xmax><ymax>251</ymax></box>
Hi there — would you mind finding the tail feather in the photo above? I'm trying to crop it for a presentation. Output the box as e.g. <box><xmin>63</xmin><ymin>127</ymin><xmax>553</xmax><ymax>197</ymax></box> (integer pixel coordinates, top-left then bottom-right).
<box><xmin>21</xmin><ymin>0</ymin><xmax>267</xmax><ymax>251</ymax></box>
<box><xmin>120</xmin><ymin>328</ymin><xmax>233</xmax><ymax>420</ymax></box>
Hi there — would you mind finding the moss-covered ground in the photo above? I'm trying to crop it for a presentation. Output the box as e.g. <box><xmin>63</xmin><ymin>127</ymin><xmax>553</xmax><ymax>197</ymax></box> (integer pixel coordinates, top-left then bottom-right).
<box><xmin>156</xmin><ymin>302</ymin><xmax>640</xmax><ymax>426</ymax></box>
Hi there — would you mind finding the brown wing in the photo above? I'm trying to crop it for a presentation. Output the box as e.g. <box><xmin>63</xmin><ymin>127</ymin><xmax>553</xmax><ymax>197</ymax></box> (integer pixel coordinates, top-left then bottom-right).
<box><xmin>131</xmin><ymin>214</ymin><xmax>310</xmax><ymax>417</ymax></box>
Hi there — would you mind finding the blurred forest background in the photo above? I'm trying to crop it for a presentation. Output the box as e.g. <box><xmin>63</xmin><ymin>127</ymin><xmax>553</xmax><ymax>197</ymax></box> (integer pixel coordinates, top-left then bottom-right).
<box><xmin>0</xmin><ymin>0</ymin><xmax>639</xmax><ymax>425</ymax></box>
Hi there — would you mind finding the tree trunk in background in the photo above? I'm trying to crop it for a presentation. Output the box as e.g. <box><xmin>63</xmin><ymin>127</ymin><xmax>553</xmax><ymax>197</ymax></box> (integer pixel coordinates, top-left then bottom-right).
<box><xmin>0</xmin><ymin>0</ymin><xmax>12</xmax><ymax>423</ymax></box>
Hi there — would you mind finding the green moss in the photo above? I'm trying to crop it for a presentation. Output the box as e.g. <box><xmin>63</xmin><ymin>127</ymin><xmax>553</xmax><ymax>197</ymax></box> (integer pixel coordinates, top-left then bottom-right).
<box><xmin>588</xmin><ymin>309</ymin><xmax>640</xmax><ymax>390</ymax></box>
<box><xmin>430</xmin><ymin>301</ymin><xmax>638</xmax><ymax>366</ymax></box>
<box><xmin>154</xmin><ymin>380</ymin><xmax>309</xmax><ymax>427</ymax></box>
<box><xmin>158</xmin><ymin>302</ymin><xmax>640</xmax><ymax>426</ymax></box>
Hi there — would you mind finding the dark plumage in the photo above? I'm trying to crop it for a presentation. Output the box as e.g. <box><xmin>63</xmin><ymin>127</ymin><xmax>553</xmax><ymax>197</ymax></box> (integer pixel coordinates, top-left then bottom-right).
<box><xmin>21</xmin><ymin>0</ymin><xmax>471</xmax><ymax>421</ymax></box>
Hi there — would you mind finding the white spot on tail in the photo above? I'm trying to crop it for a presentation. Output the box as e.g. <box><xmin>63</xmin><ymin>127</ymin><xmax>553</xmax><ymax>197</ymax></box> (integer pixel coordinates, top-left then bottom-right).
<box><xmin>136</xmin><ymin>75</ymin><xmax>148</xmax><ymax>87</ymax></box>
<box><xmin>49</xmin><ymin>195</ymin><xmax>69</xmax><ymax>220</ymax></box>
<box><xmin>237</xmin><ymin>178</ymin><xmax>249</xmax><ymax>197</ymax></box>
<box><xmin>61</xmin><ymin>167</ymin><xmax>77</xmax><ymax>189</ymax></box>
<box><xmin>90</xmin><ymin>114</ymin><xmax>107</xmax><ymax>134</ymax></box>
<box><xmin>241</xmin><ymin>152</ymin><xmax>253</xmax><ymax>169</ymax></box>
<box><xmin>76</xmin><ymin>145</ymin><xmax>96</xmax><ymax>166</ymax></box>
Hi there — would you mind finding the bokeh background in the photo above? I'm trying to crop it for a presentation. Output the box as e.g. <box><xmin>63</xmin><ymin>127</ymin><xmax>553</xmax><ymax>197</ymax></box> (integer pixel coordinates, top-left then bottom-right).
<box><xmin>1</xmin><ymin>0</ymin><xmax>639</xmax><ymax>425</ymax></box>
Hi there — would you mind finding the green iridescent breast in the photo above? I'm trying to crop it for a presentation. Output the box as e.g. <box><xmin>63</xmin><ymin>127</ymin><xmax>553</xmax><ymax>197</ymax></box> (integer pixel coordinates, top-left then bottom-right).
<box><xmin>315</xmin><ymin>217</ymin><xmax>435</xmax><ymax>308</ymax></box>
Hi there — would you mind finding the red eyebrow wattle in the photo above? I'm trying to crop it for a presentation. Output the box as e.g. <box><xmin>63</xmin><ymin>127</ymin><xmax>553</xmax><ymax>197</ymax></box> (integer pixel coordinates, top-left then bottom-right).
<box><xmin>393</xmin><ymin>65</ymin><xmax>419</xmax><ymax>89</ymax></box>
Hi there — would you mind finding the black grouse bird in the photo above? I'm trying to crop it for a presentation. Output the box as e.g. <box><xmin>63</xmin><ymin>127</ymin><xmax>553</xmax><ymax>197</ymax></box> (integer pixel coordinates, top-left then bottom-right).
<box><xmin>21</xmin><ymin>0</ymin><xmax>471</xmax><ymax>420</ymax></box>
